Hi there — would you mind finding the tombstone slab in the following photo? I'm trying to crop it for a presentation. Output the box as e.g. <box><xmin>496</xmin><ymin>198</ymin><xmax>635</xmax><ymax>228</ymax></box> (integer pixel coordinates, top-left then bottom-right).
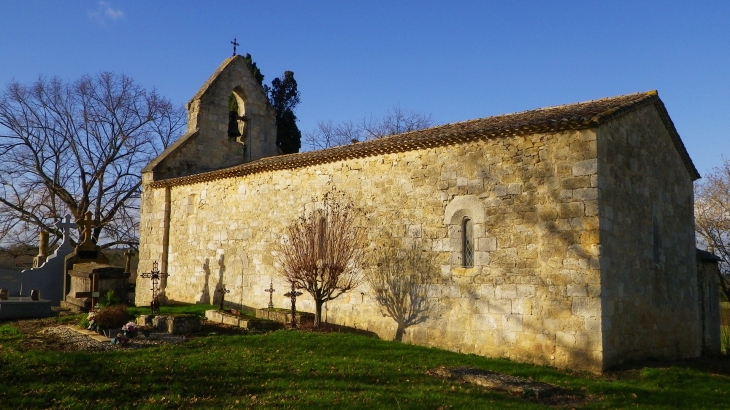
<box><xmin>0</xmin><ymin>297</ymin><xmax>52</xmax><ymax>319</ymax></box>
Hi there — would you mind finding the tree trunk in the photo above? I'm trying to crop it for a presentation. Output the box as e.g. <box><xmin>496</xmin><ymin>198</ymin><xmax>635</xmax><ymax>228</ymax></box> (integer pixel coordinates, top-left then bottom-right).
<box><xmin>314</xmin><ymin>299</ymin><xmax>324</xmax><ymax>328</ymax></box>
<box><xmin>394</xmin><ymin>324</ymin><xmax>405</xmax><ymax>342</ymax></box>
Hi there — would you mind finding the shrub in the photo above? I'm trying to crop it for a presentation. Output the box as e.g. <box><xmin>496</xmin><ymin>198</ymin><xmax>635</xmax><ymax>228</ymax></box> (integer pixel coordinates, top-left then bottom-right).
<box><xmin>100</xmin><ymin>290</ymin><xmax>120</xmax><ymax>308</ymax></box>
<box><xmin>94</xmin><ymin>304</ymin><xmax>131</xmax><ymax>329</ymax></box>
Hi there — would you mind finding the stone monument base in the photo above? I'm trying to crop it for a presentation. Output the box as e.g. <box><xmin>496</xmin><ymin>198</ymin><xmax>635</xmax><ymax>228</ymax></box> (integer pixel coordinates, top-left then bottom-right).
<box><xmin>0</xmin><ymin>297</ymin><xmax>52</xmax><ymax>319</ymax></box>
<box><xmin>64</xmin><ymin>262</ymin><xmax>129</xmax><ymax>312</ymax></box>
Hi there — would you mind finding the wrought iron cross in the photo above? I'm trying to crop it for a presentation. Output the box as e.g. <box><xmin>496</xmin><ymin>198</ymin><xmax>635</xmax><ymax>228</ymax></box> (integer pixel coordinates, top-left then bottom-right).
<box><xmin>283</xmin><ymin>283</ymin><xmax>303</xmax><ymax>328</ymax></box>
<box><xmin>230</xmin><ymin>37</ymin><xmax>239</xmax><ymax>56</ymax></box>
<box><xmin>216</xmin><ymin>284</ymin><xmax>230</xmax><ymax>310</ymax></box>
<box><xmin>140</xmin><ymin>261</ymin><xmax>169</xmax><ymax>315</ymax></box>
<box><xmin>265</xmin><ymin>280</ymin><xmax>275</xmax><ymax>309</ymax></box>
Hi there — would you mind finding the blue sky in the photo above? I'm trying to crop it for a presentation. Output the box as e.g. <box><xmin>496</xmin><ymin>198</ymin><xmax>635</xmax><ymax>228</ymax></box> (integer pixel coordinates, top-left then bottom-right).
<box><xmin>0</xmin><ymin>1</ymin><xmax>728</xmax><ymax>177</ymax></box>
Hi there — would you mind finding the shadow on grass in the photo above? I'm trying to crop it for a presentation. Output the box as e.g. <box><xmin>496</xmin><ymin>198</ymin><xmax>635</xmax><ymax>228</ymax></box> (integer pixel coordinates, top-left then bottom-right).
<box><xmin>606</xmin><ymin>354</ymin><xmax>730</xmax><ymax>377</ymax></box>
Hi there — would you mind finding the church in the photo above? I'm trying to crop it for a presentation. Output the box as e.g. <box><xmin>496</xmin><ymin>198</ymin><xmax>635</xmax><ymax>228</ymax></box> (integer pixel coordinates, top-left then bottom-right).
<box><xmin>137</xmin><ymin>55</ymin><xmax>705</xmax><ymax>372</ymax></box>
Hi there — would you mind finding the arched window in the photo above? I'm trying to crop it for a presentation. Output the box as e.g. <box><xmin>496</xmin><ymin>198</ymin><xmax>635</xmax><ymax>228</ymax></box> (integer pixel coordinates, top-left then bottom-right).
<box><xmin>462</xmin><ymin>217</ymin><xmax>474</xmax><ymax>268</ymax></box>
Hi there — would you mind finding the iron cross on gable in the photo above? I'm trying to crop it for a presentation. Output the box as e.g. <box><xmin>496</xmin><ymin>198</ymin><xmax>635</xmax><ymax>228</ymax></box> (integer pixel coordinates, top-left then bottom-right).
<box><xmin>230</xmin><ymin>37</ymin><xmax>239</xmax><ymax>56</ymax></box>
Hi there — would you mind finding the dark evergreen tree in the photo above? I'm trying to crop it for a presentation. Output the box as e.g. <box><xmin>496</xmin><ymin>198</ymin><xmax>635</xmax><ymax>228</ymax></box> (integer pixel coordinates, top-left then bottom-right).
<box><xmin>268</xmin><ymin>71</ymin><xmax>302</xmax><ymax>154</ymax></box>
<box><xmin>243</xmin><ymin>53</ymin><xmax>264</xmax><ymax>87</ymax></box>
<box><xmin>242</xmin><ymin>55</ymin><xmax>302</xmax><ymax>154</ymax></box>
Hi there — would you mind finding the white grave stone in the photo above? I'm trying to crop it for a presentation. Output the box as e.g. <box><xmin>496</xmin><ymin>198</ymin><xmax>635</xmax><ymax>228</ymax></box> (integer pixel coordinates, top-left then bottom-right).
<box><xmin>20</xmin><ymin>214</ymin><xmax>76</xmax><ymax>306</ymax></box>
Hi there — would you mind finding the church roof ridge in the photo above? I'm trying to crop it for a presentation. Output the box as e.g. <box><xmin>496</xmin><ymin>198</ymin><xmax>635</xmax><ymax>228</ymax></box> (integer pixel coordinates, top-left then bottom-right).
<box><xmin>149</xmin><ymin>90</ymin><xmax>699</xmax><ymax>188</ymax></box>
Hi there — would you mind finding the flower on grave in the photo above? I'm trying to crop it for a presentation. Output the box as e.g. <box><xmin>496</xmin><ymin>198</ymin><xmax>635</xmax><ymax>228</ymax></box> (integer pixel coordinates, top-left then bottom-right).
<box><xmin>122</xmin><ymin>322</ymin><xmax>138</xmax><ymax>332</ymax></box>
<box><xmin>86</xmin><ymin>310</ymin><xmax>98</xmax><ymax>331</ymax></box>
<box><xmin>110</xmin><ymin>333</ymin><xmax>129</xmax><ymax>346</ymax></box>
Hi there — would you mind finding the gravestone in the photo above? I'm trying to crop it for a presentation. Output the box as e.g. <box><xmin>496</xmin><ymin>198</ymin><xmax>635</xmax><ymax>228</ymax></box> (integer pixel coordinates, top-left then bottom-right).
<box><xmin>65</xmin><ymin>262</ymin><xmax>128</xmax><ymax>311</ymax></box>
<box><xmin>60</xmin><ymin>211</ymin><xmax>129</xmax><ymax>312</ymax></box>
<box><xmin>0</xmin><ymin>269</ymin><xmax>23</xmax><ymax>296</ymax></box>
<box><xmin>19</xmin><ymin>215</ymin><xmax>76</xmax><ymax>306</ymax></box>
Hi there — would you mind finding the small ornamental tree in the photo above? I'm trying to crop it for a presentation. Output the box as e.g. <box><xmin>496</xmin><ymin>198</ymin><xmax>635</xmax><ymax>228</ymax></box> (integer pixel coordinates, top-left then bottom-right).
<box><xmin>276</xmin><ymin>192</ymin><xmax>366</xmax><ymax>327</ymax></box>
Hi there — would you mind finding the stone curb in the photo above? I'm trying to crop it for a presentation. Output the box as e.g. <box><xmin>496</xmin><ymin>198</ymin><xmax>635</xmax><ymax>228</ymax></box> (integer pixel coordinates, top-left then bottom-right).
<box><xmin>66</xmin><ymin>326</ymin><xmax>110</xmax><ymax>343</ymax></box>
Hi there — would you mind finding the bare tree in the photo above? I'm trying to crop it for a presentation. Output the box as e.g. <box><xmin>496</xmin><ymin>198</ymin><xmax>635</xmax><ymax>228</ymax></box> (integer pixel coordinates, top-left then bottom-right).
<box><xmin>303</xmin><ymin>106</ymin><xmax>433</xmax><ymax>150</ymax></box>
<box><xmin>0</xmin><ymin>73</ymin><xmax>185</xmax><ymax>249</ymax></box>
<box><xmin>695</xmin><ymin>158</ymin><xmax>730</xmax><ymax>302</ymax></box>
<box><xmin>276</xmin><ymin>191</ymin><xmax>367</xmax><ymax>327</ymax></box>
<box><xmin>366</xmin><ymin>239</ymin><xmax>439</xmax><ymax>341</ymax></box>
<box><xmin>361</xmin><ymin>105</ymin><xmax>434</xmax><ymax>140</ymax></box>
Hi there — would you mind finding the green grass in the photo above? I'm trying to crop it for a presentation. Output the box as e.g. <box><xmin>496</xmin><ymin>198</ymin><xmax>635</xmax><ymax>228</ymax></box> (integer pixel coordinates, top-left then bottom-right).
<box><xmin>0</xmin><ymin>328</ymin><xmax>729</xmax><ymax>409</ymax></box>
<box><xmin>0</xmin><ymin>324</ymin><xmax>21</xmax><ymax>340</ymax></box>
<box><xmin>128</xmin><ymin>303</ymin><xmax>215</xmax><ymax>318</ymax></box>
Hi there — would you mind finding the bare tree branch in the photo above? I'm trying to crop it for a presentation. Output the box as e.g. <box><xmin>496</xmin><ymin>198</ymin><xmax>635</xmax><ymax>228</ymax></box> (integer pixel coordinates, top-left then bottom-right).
<box><xmin>275</xmin><ymin>191</ymin><xmax>367</xmax><ymax>327</ymax></box>
<box><xmin>695</xmin><ymin>158</ymin><xmax>730</xmax><ymax>302</ymax></box>
<box><xmin>0</xmin><ymin>73</ymin><xmax>186</xmax><ymax>249</ymax></box>
<box><xmin>304</xmin><ymin>105</ymin><xmax>433</xmax><ymax>150</ymax></box>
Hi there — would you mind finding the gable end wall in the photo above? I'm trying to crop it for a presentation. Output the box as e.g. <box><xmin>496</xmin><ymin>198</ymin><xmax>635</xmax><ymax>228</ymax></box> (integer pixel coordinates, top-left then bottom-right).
<box><xmin>597</xmin><ymin>104</ymin><xmax>700</xmax><ymax>367</ymax></box>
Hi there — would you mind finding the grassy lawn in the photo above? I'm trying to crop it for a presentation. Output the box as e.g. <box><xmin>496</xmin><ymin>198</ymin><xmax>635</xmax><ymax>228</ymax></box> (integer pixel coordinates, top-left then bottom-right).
<box><xmin>0</xmin><ymin>321</ymin><xmax>729</xmax><ymax>409</ymax></box>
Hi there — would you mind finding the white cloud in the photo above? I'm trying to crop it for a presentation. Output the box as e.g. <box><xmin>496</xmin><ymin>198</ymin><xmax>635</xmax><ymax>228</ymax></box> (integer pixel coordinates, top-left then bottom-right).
<box><xmin>88</xmin><ymin>2</ymin><xmax>125</xmax><ymax>24</ymax></box>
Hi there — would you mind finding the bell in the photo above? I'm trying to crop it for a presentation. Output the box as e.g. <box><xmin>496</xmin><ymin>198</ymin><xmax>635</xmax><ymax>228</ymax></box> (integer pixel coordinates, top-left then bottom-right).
<box><xmin>227</xmin><ymin>112</ymin><xmax>242</xmax><ymax>138</ymax></box>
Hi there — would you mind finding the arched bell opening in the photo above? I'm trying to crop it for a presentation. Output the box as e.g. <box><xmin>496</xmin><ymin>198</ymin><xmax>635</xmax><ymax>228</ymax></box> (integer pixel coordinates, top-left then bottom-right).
<box><xmin>227</xmin><ymin>88</ymin><xmax>247</xmax><ymax>141</ymax></box>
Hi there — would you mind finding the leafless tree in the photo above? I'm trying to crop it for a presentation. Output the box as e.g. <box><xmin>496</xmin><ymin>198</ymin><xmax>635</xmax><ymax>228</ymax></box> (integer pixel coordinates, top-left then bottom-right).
<box><xmin>276</xmin><ymin>191</ymin><xmax>367</xmax><ymax>327</ymax></box>
<box><xmin>361</xmin><ymin>105</ymin><xmax>434</xmax><ymax>140</ymax></box>
<box><xmin>0</xmin><ymin>73</ymin><xmax>185</xmax><ymax>249</ymax></box>
<box><xmin>695</xmin><ymin>158</ymin><xmax>730</xmax><ymax>302</ymax></box>
<box><xmin>303</xmin><ymin>105</ymin><xmax>433</xmax><ymax>150</ymax></box>
<box><xmin>366</xmin><ymin>239</ymin><xmax>439</xmax><ymax>341</ymax></box>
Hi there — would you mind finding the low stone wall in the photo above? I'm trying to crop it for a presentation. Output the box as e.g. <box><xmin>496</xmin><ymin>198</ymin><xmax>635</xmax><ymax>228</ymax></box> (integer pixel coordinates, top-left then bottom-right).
<box><xmin>205</xmin><ymin>310</ymin><xmax>282</xmax><ymax>330</ymax></box>
<box><xmin>137</xmin><ymin>314</ymin><xmax>202</xmax><ymax>334</ymax></box>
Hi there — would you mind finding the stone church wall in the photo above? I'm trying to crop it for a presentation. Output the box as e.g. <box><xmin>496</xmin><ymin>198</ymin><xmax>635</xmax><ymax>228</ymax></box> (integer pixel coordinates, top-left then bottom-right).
<box><xmin>597</xmin><ymin>104</ymin><xmax>700</xmax><ymax>367</ymax></box>
<box><xmin>138</xmin><ymin>126</ymin><xmax>607</xmax><ymax>371</ymax></box>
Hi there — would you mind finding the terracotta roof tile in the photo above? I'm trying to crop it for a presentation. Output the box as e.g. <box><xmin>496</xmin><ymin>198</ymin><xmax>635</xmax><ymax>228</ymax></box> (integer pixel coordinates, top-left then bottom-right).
<box><xmin>149</xmin><ymin>91</ymin><xmax>699</xmax><ymax>188</ymax></box>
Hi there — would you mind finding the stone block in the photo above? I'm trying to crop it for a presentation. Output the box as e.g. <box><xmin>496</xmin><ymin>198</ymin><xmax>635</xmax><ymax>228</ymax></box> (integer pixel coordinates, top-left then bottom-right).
<box><xmin>507</xmin><ymin>183</ymin><xmax>522</xmax><ymax>195</ymax></box>
<box><xmin>573</xmin><ymin>188</ymin><xmax>598</xmax><ymax>201</ymax></box>
<box><xmin>495</xmin><ymin>284</ymin><xmax>517</xmax><ymax>299</ymax></box>
<box><xmin>489</xmin><ymin>298</ymin><xmax>511</xmax><ymax>314</ymax></box>
<box><xmin>559</xmin><ymin>203</ymin><xmax>584</xmax><ymax>218</ymax></box>
<box><xmin>561</xmin><ymin>177</ymin><xmax>590</xmax><ymax>189</ymax></box>
<box><xmin>572</xmin><ymin>159</ymin><xmax>597</xmax><ymax>176</ymax></box>
<box><xmin>567</xmin><ymin>284</ymin><xmax>587</xmax><ymax>297</ymax></box>
<box><xmin>572</xmin><ymin>297</ymin><xmax>601</xmax><ymax>318</ymax></box>
<box><xmin>503</xmin><ymin>315</ymin><xmax>524</xmax><ymax>332</ymax></box>
<box><xmin>473</xmin><ymin>314</ymin><xmax>497</xmax><ymax>330</ymax></box>
<box><xmin>478</xmin><ymin>237</ymin><xmax>497</xmax><ymax>252</ymax></box>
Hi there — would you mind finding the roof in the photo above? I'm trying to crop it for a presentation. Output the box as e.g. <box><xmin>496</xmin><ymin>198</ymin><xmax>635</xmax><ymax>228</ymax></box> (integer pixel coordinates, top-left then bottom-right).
<box><xmin>697</xmin><ymin>249</ymin><xmax>723</xmax><ymax>262</ymax></box>
<box><xmin>148</xmin><ymin>90</ymin><xmax>700</xmax><ymax>188</ymax></box>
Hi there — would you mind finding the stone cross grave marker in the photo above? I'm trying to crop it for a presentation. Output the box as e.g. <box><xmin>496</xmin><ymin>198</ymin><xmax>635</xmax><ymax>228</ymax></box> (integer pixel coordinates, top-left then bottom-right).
<box><xmin>265</xmin><ymin>280</ymin><xmax>275</xmax><ymax>309</ymax></box>
<box><xmin>140</xmin><ymin>261</ymin><xmax>169</xmax><ymax>315</ymax></box>
<box><xmin>283</xmin><ymin>283</ymin><xmax>303</xmax><ymax>328</ymax></box>
<box><xmin>216</xmin><ymin>284</ymin><xmax>230</xmax><ymax>310</ymax></box>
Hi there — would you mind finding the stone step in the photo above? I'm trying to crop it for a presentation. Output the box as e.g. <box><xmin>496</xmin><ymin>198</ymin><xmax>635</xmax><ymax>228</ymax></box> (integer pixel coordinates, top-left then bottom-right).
<box><xmin>67</xmin><ymin>326</ymin><xmax>110</xmax><ymax>342</ymax></box>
